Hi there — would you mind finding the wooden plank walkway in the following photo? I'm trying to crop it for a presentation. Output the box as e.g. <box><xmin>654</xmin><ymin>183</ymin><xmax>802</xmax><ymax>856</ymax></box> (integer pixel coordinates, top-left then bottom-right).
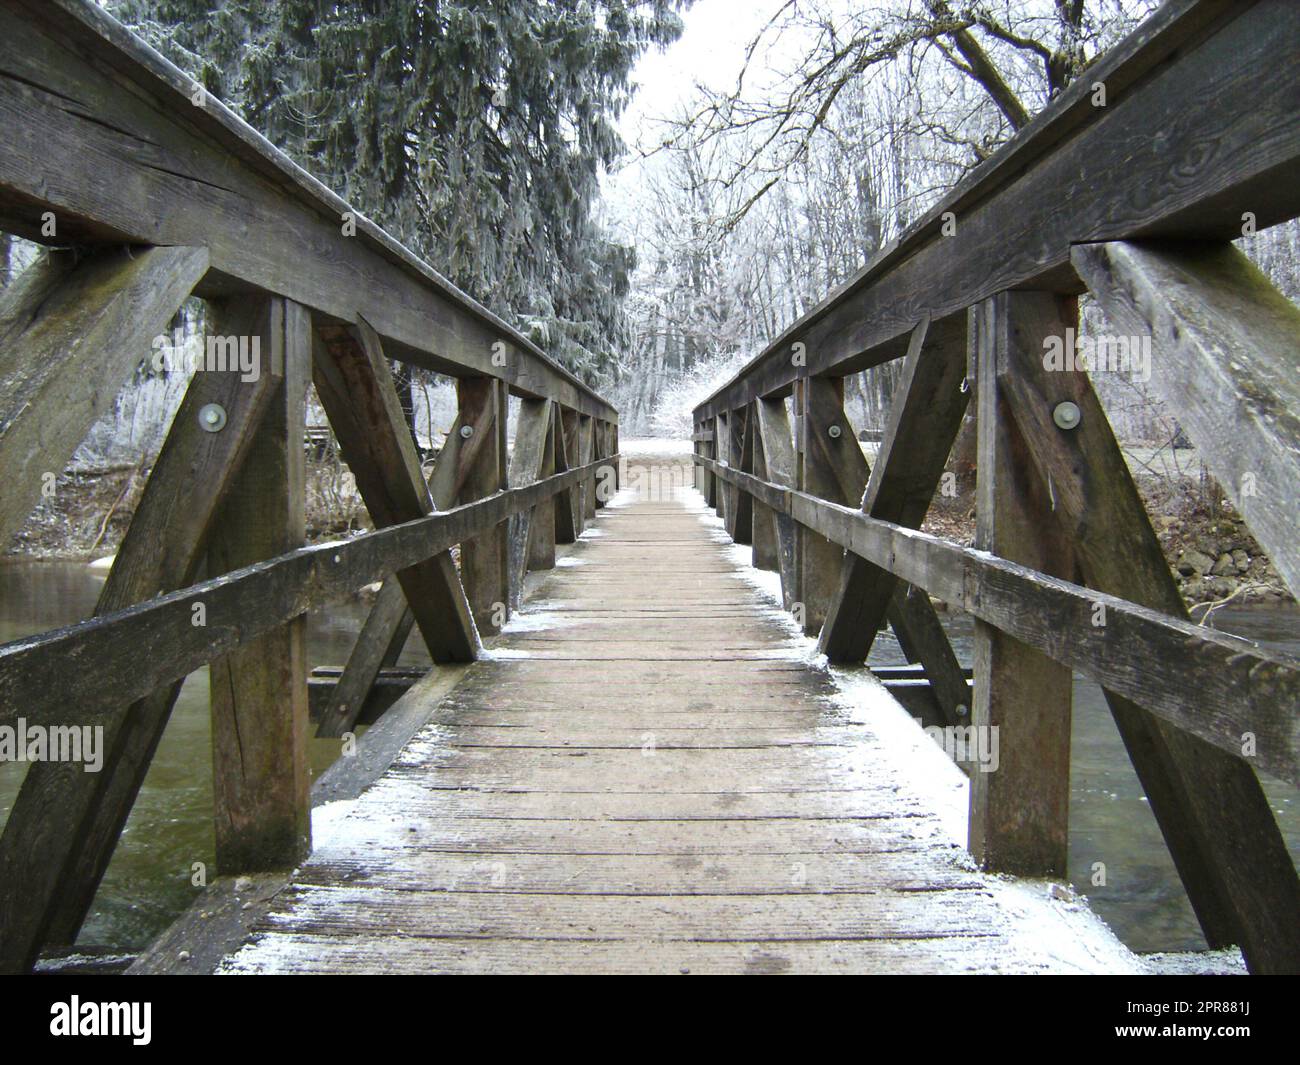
<box><xmin>217</xmin><ymin>478</ymin><xmax>1139</xmax><ymax>974</ymax></box>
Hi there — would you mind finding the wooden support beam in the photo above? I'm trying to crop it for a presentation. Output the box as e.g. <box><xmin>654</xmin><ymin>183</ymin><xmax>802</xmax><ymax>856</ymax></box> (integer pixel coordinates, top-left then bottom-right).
<box><xmin>0</xmin><ymin>244</ymin><xmax>208</xmax><ymax>549</ymax></box>
<box><xmin>888</xmin><ymin>583</ymin><xmax>970</xmax><ymax>729</ymax></box>
<box><xmin>592</xmin><ymin>420</ymin><xmax>610</xmax><ymax>509</ymax></box>
<box><xmin>0</xmin><ymin>296</ymin><xmax>281</xmax><ymax>972</ymax></box>
<box><xmin>819</xmin><ymin>315</ymin><xmax>969</xmax><ymax>662</ymax></box>
<box><xmin>1071</xmin><ymin>239</ymin><xmax>1300</xmax><ymax>598</ymax></box>
<box><xmin>507</xmin><ymin>398</ymin><xmax>555</xmax><ymax>605</ymax></box>
<box><xmin>457</xmin><ymin>378</ymin><xmax>509</xmax><ymax>635</ymax></box>
<box><xmin>530</xmin><ymin>411</ymin><xmax>559</xmax><ymax>570</ymax></box>
<box><xmin>317</xmin><ymin>388</ymin><xmax>497</xmax><ymax>738</ymax></box>
<box><xmin>314</xmin><ymin>577</ymin><xmax>413</xmax><ymax>739</ymax></box>
<box><xmin>553</xmin><ymin>408</ymin><xmax>579</xmax><ymax>544</ymax></box>
<box><xmin>313</xmin><ymin>316</ymin><xmax>478</xmax><ymax>662</ymax></box>
<box><xmin>797</xmin><ymin>378</ymin><xmax>866</xmax><ymax>634</ymax></box>
<box><xmin>207</xmin><ymin>298</ymin><xmax>313</xmax><ymax>874</ymax></box>
<box><xmin>728</xmin><ymin>406</ymin><xmax>753</xmax><ymax>545</ymax></box>
<box><xmin>580</xmin><ymin>414</ymin><xmax>597</xmax><ymax>523</ymax></box>
<box><xmin>995</xmin><ymin>299</ymin><xmax>1300</xmax><ymax>973</ymax></box>
<box><xmin>748</xmin><ymin>402</ymin><xmax>778</xmax><ymax>573</ymax></box>
<box><xmin>753</xmin><ymin>397</ymin><xmax>799</xmax><ymax>612</ymax></box>
<box><xmin>967</xmin><ymin>293</ymin><xmax>1075</xmax><ymax>878</ymax></box>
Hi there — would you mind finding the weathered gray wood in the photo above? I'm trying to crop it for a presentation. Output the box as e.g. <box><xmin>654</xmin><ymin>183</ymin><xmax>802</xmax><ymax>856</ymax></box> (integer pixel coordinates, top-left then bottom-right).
<box><xmin>696</xmin><ymin>454</ymin><xmax>1300</xmax><ymax>789</ymax></box>
<box><xmin>888</xmin><ymin>583</ymin><xmax>970</xmax><ymax>729</ymax></box>
<box><xmin>580</xmin><ymin>415</ymin><xmax>597</xmax><ymax>523</ymax></box>
<box><xmin>693</xmin><ymin>0</ymin><xmax>1300</xmax><ymax>420</ymax></box>
<box><xmin>967</xmin><ymin>293</ymin><xmax>1074</xmax><ymax>878</ymax></box>
<box><xmin>507</xmin><ymin>398</ymin><xmax>554</xmax><ymax>605</ymax></box>
<box><xmin>0</xmin><ymin>0</ymin><xmax>616</xmax><ymax>420</ymax></box>
<box><xmin>0</xmin><ymin>244</ymin><xmax>208</xmax><ymax>549</ymax></box>
<box><xmin>995</xmin><ymin>308</ymin><xmax>1300</xmax><ymax>973</ymax></box>
<box><xmin>748</xmin><ymin>402</ymin><xmax>778</xmax><ymax>572</ymax></box>
<box><xmin>728</xmin><ymin>406</ymin><xmax>753</xmax><ymax>544</ymax></box>
<box><xmin>754</xmin><ymin>398</ymin><xmax>799</xmax><ymax>611</ymax></box>
<box><xmin>313</xmin><ymin>316</ymin><xmax>478</xmax><ymax>662</ymax></box>
<box><xmin>0</xmin><ymin>297</ymin><xmax>282</xmax><ymax>971</ymax></box>
<box><xmin>457</xmin><ymin>378</ymin><xmax>509</xmax><ymax>634</ymax></box>
<box><xmin>553</xmin><ymin>407</ymin><xmax>579</xmax><ymax>544</ymax></box>
<box><xmin>1071</xmin><ymin>239</ymin><xmax>1300</xmax><ymax>598</ymax></box>
<box><xmin>207</xmin><ymin>297</ymin><xmax>312</xmax><ymax>874</ymax></box>
<box><xmin>819</xmin><ymin>315</ymin><xmax>969</xmax><ymax>662</ymax></box>
<box><xmin>797</xmin><ymin>378</ymin><xmax>867</xmax><ymax>634</ymax></box>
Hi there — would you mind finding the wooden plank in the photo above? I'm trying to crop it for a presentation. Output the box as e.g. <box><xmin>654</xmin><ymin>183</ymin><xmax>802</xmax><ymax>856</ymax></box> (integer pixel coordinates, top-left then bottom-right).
<box><xmin>819</xmin><ymin>315</ymin><xmax>969</xmax><ymax>662</ymax></box>
<box><xmin>0</xmin><ymin>297</ymin><xmax>282</xmax><ymax>971</ymax></box>
<box><xmin>0</xmin><ymin>0</ymin><xmax>616</xmax><ymax>421</ymax></box>
<box><xmin>696</xmin><ymin>455</ymin><xmax>1300</xmax><ymax>787</ymax></box>
<box><xmin>994</xmin><ymin>304</ymin><xmax>1300</xmax><ymax>973</ymax></box>
<box><xmin>1071</xmin><ymin>239</ymin><xmax>1300</xmax><ymax>598</ymax></box>
<box><xmin>0</xmin><ymin>243</ymin><xmax>208</xmax><ymax>548</ymax></box>
<box><xmin>528</xmin><ymin>405</ymin><xmax>559</xmax><ymax>572</ymax></box>
<box><xmin>457</xmin><ymin>378</ymin><xmax>509</xmax><ymax>634</ymax></box>
<box><xmin>692</xmin><ymin>0</ymin><xmax>1298</xmax><ymax>420</ymax></box>
<box><xmin>551</xmin><ymin>405</ymin><xmax>578</xmax><ymax>544</ymax></box>
<box><xmin>206</xmin><ymin>297</ymin><xmax>312</xmax><ymax>874</ymax></box>
<box><xmin>313</xmin><ymin>316</ymin><xmax>478</xmax><ymax>662</ymax></box>
<box><xmin>966</xmin><ymin>293</ymin><xmax>1074</xmax><ymax>878</ymax></box>
<box><xmin>507</xmin><ymin>398</ymin><xmax>555</xmax><ymax>604</ymax></box>
<box><xmin>888</xmin><ymin>583</ymin><xmax>970</xmax><ymax>728</ymax></box>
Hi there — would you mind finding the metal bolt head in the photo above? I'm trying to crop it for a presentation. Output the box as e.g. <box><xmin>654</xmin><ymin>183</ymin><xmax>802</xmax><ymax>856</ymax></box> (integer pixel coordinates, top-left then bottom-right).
<box><xmin>955</xmin><ymin>703</ymin><xmax>969</xmax><ymax>718</ymax></box>
<box><xmin>198</xmin><ymin>403</ymin><xmax>227</xmax><ymax>432</ymax></box>
<box><xmin>828</xmin><ymin>424</ymin><xmax>842</xmax><ymax>439</ymax></box>
<box><xmin>459</xmin><ymin>424</ymin><xmax>474</xmax><ymax>439</ymax></box>
<box><xmin>1053</xmin><ymin>401</ymin><xmax>1082</xmax><ymax>430</ymax></box>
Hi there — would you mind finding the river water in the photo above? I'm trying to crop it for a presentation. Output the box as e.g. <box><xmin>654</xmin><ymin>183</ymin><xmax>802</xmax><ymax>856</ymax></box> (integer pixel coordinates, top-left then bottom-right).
<box><xmin>0</xmin><ymin>559</ymin><xmax>1296</xmax><ymax>957</ymax></box>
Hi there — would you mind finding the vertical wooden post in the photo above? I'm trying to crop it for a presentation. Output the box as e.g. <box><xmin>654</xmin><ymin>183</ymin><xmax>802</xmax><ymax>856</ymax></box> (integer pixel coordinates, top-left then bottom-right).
<box><xmin>746</xmin><ymin>403</ymin><xmax>776</xmax><ymax>569</ymax></box>
<box><xmin>754</xmin><ymin>397</ymin><xmax>800</xmax><ymax>610</ymax></box>
<box><xmin>580</xmin><ymin>414</ymin><xmax>597</xmax><ymax>522</ymax></box>
<box><xmin>507</xmin><ymin>397</ymin><xmax>556</xmax><ymax>604</ymax></box>
<box><xmin>554</xmin><ymin>407</ymin><xmax>579</xmax><ymax>543</ymax></box>
<box><xmin>703</xmin><ymin>420</ymin><xmax>718</xmax><ymax>508</ymax></box>
<box><xmin>796</xmin><ymin>377</ymin><xmax>868</xmax><ymax>634</ymax></box>
<box><xmin>560</xmin><ymin>408</ymin><xmax>584</xmax><ymax>535</ymax></box>
<box><xmin>729</xmin><ymin>406</ymin><xmax>753</xmax><ymax>544</ymax></box>
<box><xmin>458</xmin><ymin>377</ymin><xmax>510</xmax><ymax>634</ymax></box>
<box><xmin>207</xmin><ymin>297</ymin><xmax>312</xmax><ymax>873</ymax></box>
<box><xmin>967</xmin><ymin>292</ymin><xmax>1074</xmax><ymax>877</ymax></box>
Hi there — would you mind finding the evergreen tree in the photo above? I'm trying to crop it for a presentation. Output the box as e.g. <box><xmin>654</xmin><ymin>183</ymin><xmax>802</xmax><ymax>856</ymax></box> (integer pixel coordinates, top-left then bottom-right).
<box><xmin>110</xmin><ymin>0</ymin><xmax>688</xmax><ymax>385</ymax></box>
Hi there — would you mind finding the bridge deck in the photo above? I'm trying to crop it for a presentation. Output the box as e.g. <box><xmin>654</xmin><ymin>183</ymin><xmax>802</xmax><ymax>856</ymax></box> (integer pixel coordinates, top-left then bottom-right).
<box><xmin>216</xmin><ymin>480</ymin><xmax>1137</xmax><ymax>974</ymax></box>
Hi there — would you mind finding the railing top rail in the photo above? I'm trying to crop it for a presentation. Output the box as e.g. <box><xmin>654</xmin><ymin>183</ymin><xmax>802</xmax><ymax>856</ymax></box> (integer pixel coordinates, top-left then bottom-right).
<box><xmin>692</xmin><ymin>0</ymin><xmax>1300</xmax><ymax>421</ymax></box>
<box><xmin>0</xmin><ymin>0</ymin><xmax>616</xmax><ymax>421</ymax></box>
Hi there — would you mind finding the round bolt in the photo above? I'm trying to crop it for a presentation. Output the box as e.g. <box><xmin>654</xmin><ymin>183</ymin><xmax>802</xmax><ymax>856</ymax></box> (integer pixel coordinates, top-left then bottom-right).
<box><xmin>198</xmin><ymin>403</ymin><xmax>227</xmax><ymax>433</ymax></box>
<box><xmin>955</xmin><ymin>703</ymin><xmax>970</xmax><ymax>718</ymax></box>
<box><xmin>1052</xmin><ymin>401</ymin><xmax>1082</xmax><ymax>430</ymax></box>
<box><xmin>459</xmin><ymin>424</ymin><xmax>474</xmax><ymax>439</ymax></box>
<box><xmin>828</xmin><ymin>424</ymin><xmax>842</xmax><ymax>439</ymax></box>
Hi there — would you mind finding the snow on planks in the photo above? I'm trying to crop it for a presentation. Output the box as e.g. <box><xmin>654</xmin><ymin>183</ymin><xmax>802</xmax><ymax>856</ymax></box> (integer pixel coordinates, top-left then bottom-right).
<box><xmin>219</xmin><ymin>480</ymin><xmax>1138</xmax><ymax>974</ymax></box>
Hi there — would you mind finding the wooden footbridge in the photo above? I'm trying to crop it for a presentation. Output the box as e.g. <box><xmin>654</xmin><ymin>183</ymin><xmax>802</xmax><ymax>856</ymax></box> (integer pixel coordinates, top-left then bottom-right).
<box><xmin>1</xmin><ymin>0</ymin><xmax>1298</xmax><ymax>975</ymax></box>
